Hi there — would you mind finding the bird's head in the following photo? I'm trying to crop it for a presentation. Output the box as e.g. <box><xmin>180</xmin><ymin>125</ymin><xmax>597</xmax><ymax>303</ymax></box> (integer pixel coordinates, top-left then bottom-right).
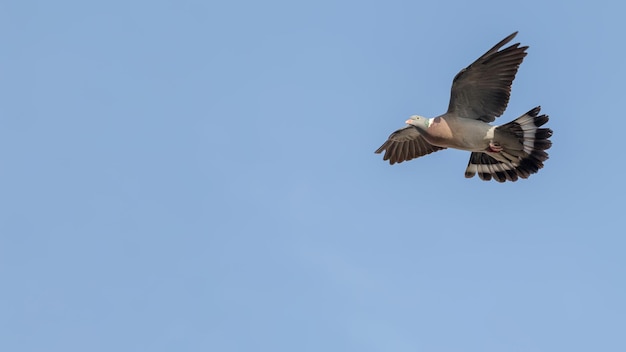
<box><xmin>405</xmin><ymin>115</ymin><xmax>430</xmax><ymax>130</ymax></box>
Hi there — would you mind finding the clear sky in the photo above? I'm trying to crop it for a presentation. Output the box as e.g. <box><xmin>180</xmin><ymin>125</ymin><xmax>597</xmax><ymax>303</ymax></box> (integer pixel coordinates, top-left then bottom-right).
<box><xmin>1</xmin><ymin>1</ymin><xmax>624</xmax><ymax>351</ymax></box>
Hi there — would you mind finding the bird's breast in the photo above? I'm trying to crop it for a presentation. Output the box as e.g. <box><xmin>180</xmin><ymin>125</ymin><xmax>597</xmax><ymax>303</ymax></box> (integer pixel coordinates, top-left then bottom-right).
<box><xmin>424</xmin><ymin>117</ymin><xmax>492</xmax><ymax>151</ymax></box>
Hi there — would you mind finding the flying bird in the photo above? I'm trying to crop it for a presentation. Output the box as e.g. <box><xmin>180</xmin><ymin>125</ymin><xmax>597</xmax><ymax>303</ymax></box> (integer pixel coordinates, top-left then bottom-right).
<box><xmin>375</xmin><ymin>32</ymin><xmax>552</xmax><ymax>182</ymax></box>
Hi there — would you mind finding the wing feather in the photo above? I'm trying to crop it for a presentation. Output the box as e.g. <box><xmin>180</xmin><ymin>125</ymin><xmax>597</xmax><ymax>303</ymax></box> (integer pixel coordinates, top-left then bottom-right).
<box><xmin>375</xmin><ymin>126</ymin><xmax>445</xmax><ymax>164</ymax></box>
<box><xmin>447</xmin><ymin>32</ymin><xmax>528</xmax><ymax>122</ymax></box>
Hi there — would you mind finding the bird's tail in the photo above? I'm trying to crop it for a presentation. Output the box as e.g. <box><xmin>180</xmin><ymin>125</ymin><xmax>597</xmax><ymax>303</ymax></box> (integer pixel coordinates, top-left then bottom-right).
<box><xmin>465</xmin><ymin>106</ymin><xmax>553</xmax><ymax>182</ymax></box>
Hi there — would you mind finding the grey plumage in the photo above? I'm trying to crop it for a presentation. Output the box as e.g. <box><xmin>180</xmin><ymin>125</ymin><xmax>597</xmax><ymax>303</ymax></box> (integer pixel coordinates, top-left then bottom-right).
<box><xmin>375</xmin><ymin>32</ymin><xmax>552</xmax><ymax>182</ymax></box>
<box><xmin>447</xmin><ymin>32</ymin><xmax>527</xmax><ymax>122</ymax></box>
<box><xmin>375</xmin><ymin>127</ymin><xmax>445</xmax><ymax>165</ymax></box>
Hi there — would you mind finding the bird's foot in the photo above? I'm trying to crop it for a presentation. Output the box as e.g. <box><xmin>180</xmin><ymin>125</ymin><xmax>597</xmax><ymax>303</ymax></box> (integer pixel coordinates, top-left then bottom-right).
<box><xmin>488</xmin><ymin>142</ymin><xmax>503</xmax><ymax>153</ymax></box>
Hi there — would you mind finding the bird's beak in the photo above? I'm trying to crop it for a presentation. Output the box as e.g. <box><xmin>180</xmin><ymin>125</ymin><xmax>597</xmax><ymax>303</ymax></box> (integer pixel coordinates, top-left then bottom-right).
<box><xmin>405</xmin><ymin>119</ymin><xmax>412</xmax><ymax>124</ymax></box>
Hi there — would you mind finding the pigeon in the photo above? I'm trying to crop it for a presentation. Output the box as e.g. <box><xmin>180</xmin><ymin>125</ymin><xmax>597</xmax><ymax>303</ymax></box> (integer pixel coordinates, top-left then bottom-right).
<box><xmin>375</xmin><ymin>32</ymin><xmax>552</xmax><ymax>182</ymax></box>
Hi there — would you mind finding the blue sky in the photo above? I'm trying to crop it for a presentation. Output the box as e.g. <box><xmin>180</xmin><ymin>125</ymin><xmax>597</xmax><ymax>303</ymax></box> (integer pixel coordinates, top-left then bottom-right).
<box><xmin>1</xmin><ymin>1</ymin><xmax>625</xmax><ymax>351</ymax></box>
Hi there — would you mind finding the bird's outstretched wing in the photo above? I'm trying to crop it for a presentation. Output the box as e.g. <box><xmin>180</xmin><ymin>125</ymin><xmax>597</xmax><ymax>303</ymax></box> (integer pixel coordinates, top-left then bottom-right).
<box><xmin>375</xmin><ymin>126</ymin><xmax>445</xmax><ymax>164</ymax></box>
<box><xmin>447</xmin><ymin>32</ymin><xmax>528</xmax><ymax>122</ymax></box>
